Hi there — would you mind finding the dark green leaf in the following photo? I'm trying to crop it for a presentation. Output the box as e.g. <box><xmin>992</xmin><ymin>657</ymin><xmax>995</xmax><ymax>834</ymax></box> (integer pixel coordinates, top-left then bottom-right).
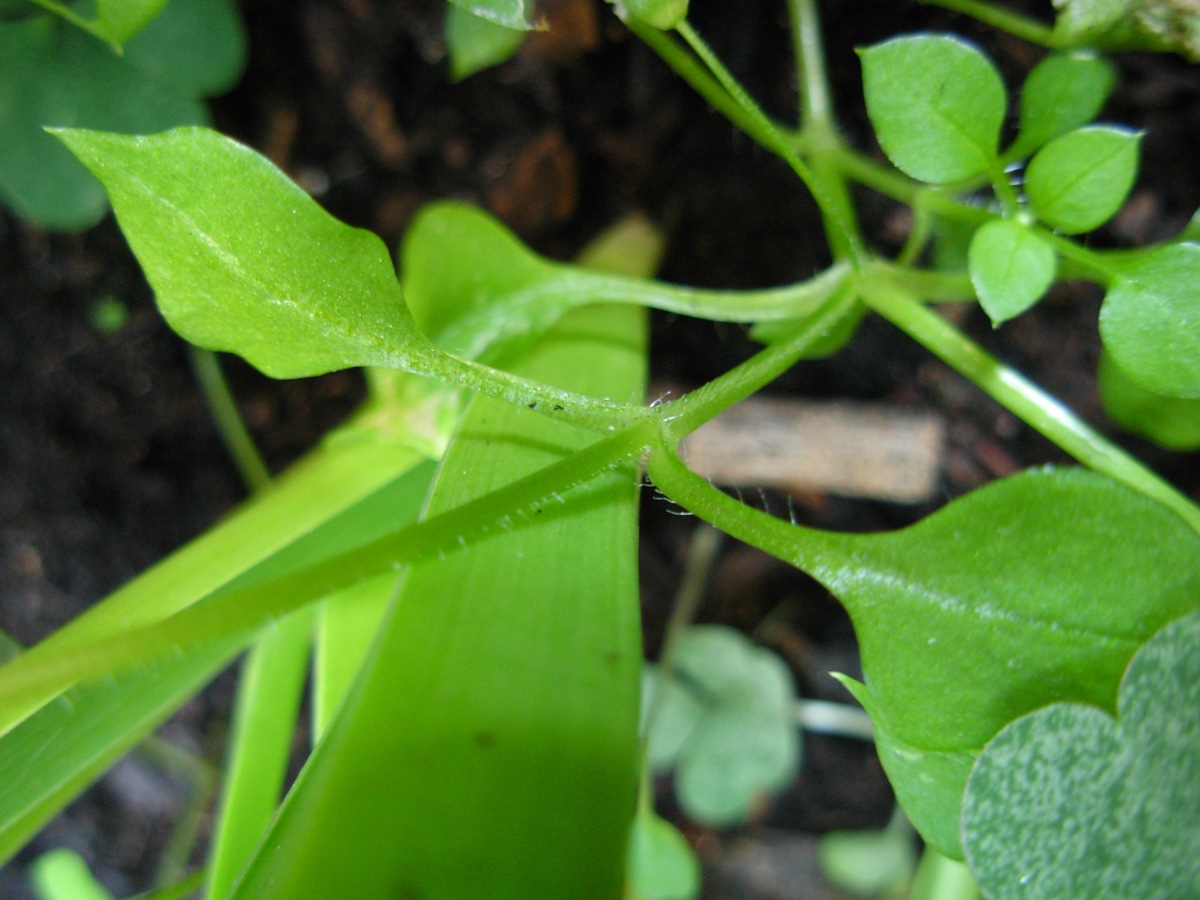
<box><xmin>445</xmin><ymin>4</ymin><xmax>525</xmax><ymax>80</ymax></box>
<box><xmin>1007</xmin><ymin>50</ymin><xmax>1116</xmax><ymax>160</ymax></box>
<box><xmin>968</xmin><ymin>219</ymin><xmax>1057</xmax><ymax>324</ymax></box>
<box><xmin>1025</xmin><ymin>125</ymin><xmax>1141</xmax><ymax>234</ymax></box>
<box><xmin>1099</xmin><ymin>243</ymin><xmax>1200</xmax><ymax>397</ymax></box>
<box><xmin>56</xmin><ymin>127</ymin><xmax>428</xmax><ymax>377</ymax></box>
<box><xmin>963</xmin><ymin>610</ymin><xmax>1200</xmax><ymax>898</ymax></box>
<box><xmin>1098</xmin><ymin>350</ymin><xmax>1200</xmax><ymax>449</ymax></box>
<box><xmin>859</xmin><ymin>34</ymin><xmax>1005</xmax><ymax>184</ymax></box>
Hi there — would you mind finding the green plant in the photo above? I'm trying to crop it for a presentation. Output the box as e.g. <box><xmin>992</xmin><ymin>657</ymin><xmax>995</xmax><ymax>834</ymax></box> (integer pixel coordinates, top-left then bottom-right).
<box><xmin>0</xmin><ymin>0</ymin><xmax>244</xmax><ymax>229</ymax></box>
<box><xmin>2</xmin><ymin>0</ymin><xmax>1199</xmax><ymax>897</ymax></box>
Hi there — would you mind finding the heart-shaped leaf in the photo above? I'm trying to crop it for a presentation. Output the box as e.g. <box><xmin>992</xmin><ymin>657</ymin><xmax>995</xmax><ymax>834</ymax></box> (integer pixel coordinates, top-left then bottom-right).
<box><xmin>1006</xmin><ymin>50</ymin><xmax>1116</xmax><ymax>161</ymax></box>
<box><xmin>1099</xmin><ymin>243</ymin><xmax>1200</xmax><ymax>398</ymax></box>
<box><xmin>1025</xmin><ymin>125</ymin><xmax>1141</xmax><ymax>234</ymax></box>
<box><xmin>859</xmin><ymin>34</ymin><xmax>1005</xmax><ymax>184</ymax></box>
<box><xmin>55</xmin><ymin>127</ymin><xmax>429</xmax><ymax>378</ymax></box>
<box><xmin>644</xmin><ymin>626</ymin><xmax>800</xmax><ymax>826</ymax></box>
<box><xmin>969</xmin><ymin>219</ymin><xmax>1058</xmax><ymax>324</ymax></box>
<box><xmin>963</xmin><ymin>609</ymin><xmax>1200</xmax><ymax>898</ymax></box>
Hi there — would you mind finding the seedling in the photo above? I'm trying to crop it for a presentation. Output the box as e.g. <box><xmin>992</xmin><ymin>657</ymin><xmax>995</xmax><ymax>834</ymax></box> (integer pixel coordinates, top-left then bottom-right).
<box><xmin>2</xmin><ymin>0</ymin><xmax>1198</xmax><ymax>897</ymax></box>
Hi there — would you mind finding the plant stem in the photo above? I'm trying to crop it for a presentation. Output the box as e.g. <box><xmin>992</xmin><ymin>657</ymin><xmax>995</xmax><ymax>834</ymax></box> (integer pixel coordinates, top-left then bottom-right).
<box><xmin>189</xmin><ymin>347</ymin><xmax>271</xmax><ymax>492</ymax></box>
<box><xmin>857</xmin><ymin>270</ymin><xmax>1200</xmax><ymax>533</ymax></box>
<box><xmin>918</xmin><ymin>0</ymin><xmax>1059</xmax><ymax>47</ymax></box>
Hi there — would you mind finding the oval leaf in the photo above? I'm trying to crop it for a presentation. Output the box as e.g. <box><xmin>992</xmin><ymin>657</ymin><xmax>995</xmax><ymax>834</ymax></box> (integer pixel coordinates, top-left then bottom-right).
<box><xmin>1099</xmin><ymin>243</ymin><xmax>1200</xmax><ymax>397</ymax></box>
<box><xmin>963</xmin><ymin>610</ymin><xmax>1200</xmax><ymax>899</ymax></box>
<box><xmin>827</xmin><ymin>468</ymin><xmax>1200</xmax><ymax>857</ymax></box>
<box><xmin>969</xmin><ymin>219</ymin><xmax>1058</xmax><ymax>324</ymax></box>
<box><xmin>1007</xmin><ymin>50</ymin><xmax>1117</xmax><ymax>160</ymax></box>
<box><xmin>54</xmin><ymin>127</ymin><xmax>428</xmax><ymax>378</ymax></box>
<box><xmin>1025</xmin><ymin>125</ymin><xmax>1141</xmax><ymax>234</ymax></box>
<box><xmin>859</xmin><ymin>34</ymin><xmax>1005</xmax><ymax>184</ymax></box>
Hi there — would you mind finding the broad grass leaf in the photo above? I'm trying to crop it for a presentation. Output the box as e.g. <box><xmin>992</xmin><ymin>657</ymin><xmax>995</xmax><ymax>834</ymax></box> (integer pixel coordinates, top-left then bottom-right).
<box><xmin>55</xmin><ymin>127</ymin><xmax>430</xmax><ymax>378</ymax></box>
<box><xmin>968</xmin><ymin>219</ymin><xmax>1057</xmax><ymax>324</ymax></box>
<box><xmin>1025</xmin><ymin>125</ymin><xmax>1141</xmax><ymax>234</ymax></box>
<box><xmin>963</xmin><ymin>610</ymin><xmax>1200</xmax><ymax>898</ymax></box>
<box><xmin>1006</xmin><ymin>51</ymin><xmax>1116</xmax><ymax>161</ymax></box>
<box><xmin>1099</xmin><ymin>243</ymin><xmax>1200</xmax><ymax>397</ymax></box>
<box><xmin>859</xmin><ymin>34</ymin><xmax>1005</xmax><ymax>184</ymax></box>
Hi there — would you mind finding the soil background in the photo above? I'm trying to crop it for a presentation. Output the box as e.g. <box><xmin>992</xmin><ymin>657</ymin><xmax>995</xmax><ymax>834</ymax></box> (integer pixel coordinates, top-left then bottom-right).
<box><xmin>2</xmin><ymin>0</ymin><xmax>1199</xmax><ymax>897</ymax></box>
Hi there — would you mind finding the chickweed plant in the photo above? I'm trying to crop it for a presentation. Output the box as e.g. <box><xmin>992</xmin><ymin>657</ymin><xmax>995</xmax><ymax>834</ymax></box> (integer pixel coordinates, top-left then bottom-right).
<box><xmin>2</xmin><ymin>0</ymin><xmax>1198</xmax><ymax>897</ymax></box>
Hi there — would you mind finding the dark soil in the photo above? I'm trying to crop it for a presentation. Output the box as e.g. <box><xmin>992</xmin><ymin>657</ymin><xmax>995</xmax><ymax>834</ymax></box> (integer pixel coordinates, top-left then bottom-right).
<box><xmin>2</xmin><ymin>0</ymin><xmax>1198</xmax><ymax>897</ymax></box>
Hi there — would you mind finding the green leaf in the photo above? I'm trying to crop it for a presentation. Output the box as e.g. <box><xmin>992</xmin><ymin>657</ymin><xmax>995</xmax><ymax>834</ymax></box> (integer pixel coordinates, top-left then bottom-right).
<box><xmin>1007</xmin><ymin>51</ymin><xmax>1117</xmax><ymax>161</ymax></box>
<box><xmin>1024</xmin><ymin>125</ymin><xmax>1141</xmax><ymax>234</ymax></box>
<box><xmin>620</xmin><ymin>0</ymin><xmax>689</xmax><ymax>31</ymax></box>
<box><xmin>231</xmin><ymin>304</ymin><xmax>647</xmax><ymax>896</ymax></box>
<box><xmin>25</xmin><ymin>0</ymin><xmax>167</xmax><ymax>47</ymax></box>
<box><xmin>0</xmin><ymin>0</ymin><xmax>244</xmax><ymax>230</ymax></box>
<box><xmin>1098</xmin><ymin>350</ymin><xmax>1200</xmax><ymax>449</ymax></box>
<box><xmin>1099</xmin><ymin>243</ymin><xmax>1200</xmax><ymax>398</ymax></box>
<box><xmin>445</xmin><ymin>4</ymin><xmax>525</xmax><ymax>80</ymax></box>
<box><xmin>55</xmin><ymin>127</ymin><xmax>429</xmax><ymax>377</ymax></box>
<box><xmin>646</xmin><ymin>626</ymin><xmax>800</xmax><ymax>826</ymax></box>
<box><xmin>817</xmin><ymin>814</ymin><xmax>916</xmax><ymax>897</ymax></box>
<box><xmin>30</xmin><ymin>848</ymin><xmax>115</xmax><ymax>900</ymax></box>
<box><xmin>962</xmin><ymin>609</ymin><xmax>1200</xmax><ymax>898</ymax></box>
<box><xmin>1052</xmin><ymin>0</ymin><xmax>1200</xmax><ymax>60</ymax></box>
<box><xmin>626</xmin><ymin>805</ymin><xmax>701</xmax><ymax>900</ymax></box>
<box><xmin>858</xmin><ymin>34</ymin><xmax>1005</xmax><ymax>184</ymax></box>
<box><xmin>447</xmin><ymin>0</ymin><xmax>532</xmax><ymax>31</ymax></box>
<box><xmin>968</xmin><ymin>219</ymin><xmax>1058</xmax><ymax>325</ymax></box>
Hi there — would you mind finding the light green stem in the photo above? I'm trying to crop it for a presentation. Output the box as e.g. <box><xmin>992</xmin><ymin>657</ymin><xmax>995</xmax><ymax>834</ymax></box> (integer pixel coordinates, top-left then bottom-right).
<box><xmin>189</xmin><ymin>347</ymin><xmax>271</xmax><ymax>492</ymax></box>
<box><xmin>918</xmin><ymin>0</ymin><xmax>1059</xmax><ymax>47</ymax></box>
<box><xmin>857</xmin><ymin>271</ymin><xmax>1200</xmax><ymax>533</ymax></box>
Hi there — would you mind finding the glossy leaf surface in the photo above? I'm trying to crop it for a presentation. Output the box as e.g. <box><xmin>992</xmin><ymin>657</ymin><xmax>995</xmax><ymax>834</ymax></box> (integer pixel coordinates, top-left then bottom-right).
<box><xmin>968</xmin><ymin>219</ymin><xmax>1057</xmax><ymax>324</ymax></box>
<box><xmin>1025</xmin><ymin>125</ymin><xmax>1141</xmax><ymax>234</ymax></box>
<box><xmin>963</xmin><ymin>610</ymin><xmax>1200</xmax><ymax>898</ymax></box>
<box><xmin>56</xmin><ymin>127</ymin><xmax>427</xmax><ymax>377</ymax></box>
<box><xmin>1099</xmin><ymin>243</ymin><xmax>1200</xmax><ymax>397</ymax></box>
<box><xmin>644</xmin><ymin>626</ymin><xmax>800</xmax><ymax>826</ymax></box>
<box><xmin>1007</xmin><ymin>50</ymin><xmax>1116</xmax><ymax>161</ymax></box>
<box><xmin>859</xmin><ymin>34</ymin><xmax>1005</xmax><ymax>183</ymax></box>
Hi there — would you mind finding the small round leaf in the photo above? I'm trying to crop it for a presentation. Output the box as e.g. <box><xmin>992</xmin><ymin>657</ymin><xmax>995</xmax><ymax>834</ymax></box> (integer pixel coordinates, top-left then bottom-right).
<box><xmin>968</xmin><ymin>219</ymin><xmax>1058</xmax><ymax>325</ymax></box>
<box><xmin>1007</xmin><ymin>51</ymin><xmax>1116</xmax><ymax>160</ymax></box>
<box><xmin>1025</xmin><ymin>125</ymin><xmax>1141</xmax><ymax>234</ymax></box>
<box><xmin>1100</xmin><ymin>243</ymin><xmax>1200</xmax><ymax>397</ymax></box>
<box><xmin>859</xmin><ymin>34</ymin><xmax>1006</xmax><ymax>184</ymax></box>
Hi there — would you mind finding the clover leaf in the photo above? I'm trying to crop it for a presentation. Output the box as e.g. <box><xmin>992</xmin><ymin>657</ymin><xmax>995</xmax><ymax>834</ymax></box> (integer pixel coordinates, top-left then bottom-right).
<box><xmin>643</xmin><ymin>626</ymin><xmax>800</xmax><ymax>826</ymax></box>
<box><xmin>859</xmin><ymin>34</ymin><xmax>1005</xmax><ymax>184</ymax></box>
<box><xmin>963</xmin><ymin>609</ymin><xmax>1200</xmax><ymax>899</ymax></box>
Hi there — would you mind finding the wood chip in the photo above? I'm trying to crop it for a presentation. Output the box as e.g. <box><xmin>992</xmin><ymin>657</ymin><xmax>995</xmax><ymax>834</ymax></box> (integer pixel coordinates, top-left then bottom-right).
<box><xmin>679</xmin><ymin>394</ymin><xmax>945</xmax><ymax>503</ymax></box>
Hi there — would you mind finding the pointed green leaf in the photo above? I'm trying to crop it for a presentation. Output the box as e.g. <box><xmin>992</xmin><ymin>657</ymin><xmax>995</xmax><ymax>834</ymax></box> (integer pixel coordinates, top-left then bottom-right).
<box><xmin>447</xmin><ymin>0</ymin><xmax>531</xmax><ymax>31</ymax></box>
<box><xmin>969</xmin><ymin>219</ymin><xmax>1058</xmax><ymax>324</ymax></box>
<box><xmin>1098</xmin><ymin>350</ymin><xmax>1200</xmax><ymax>449</ymax></box>
<box><xmin>93</xmin><ymin>0</ymin><xmax>169</xmax><ymax>45</ymax></box>
<box><xmin>1099</xmin><ymin>243</ymin><xmax>1200</xmax><ymax>398</ymax></box>
<box><xmin>1007</xmin><ymin>51</ymin><xmax>1117</xmax><ymax>161</ymax></box>
<box><xmin>54</xmin><ymin>127</ymin><xmax>428</xmax><ymax>378</ymax></box>
<box><xmin>963</xmin><ymin>610</ymin><xmax>1200</xmax><ymax>898</ymax></box>
<box><xmin>445</xmin><ymin>4</ymin><xmax>525</xmax><ymax>80</ymax></box>
<box><xmin>859</xmin><ymin>34</ymin><xmax>1005</xmax><ymax>184</ymax></box>
<box><xmin>1025</xmin><ymin>125</ymin><xmax>1141</xmax><ymax>234</ymax></box>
